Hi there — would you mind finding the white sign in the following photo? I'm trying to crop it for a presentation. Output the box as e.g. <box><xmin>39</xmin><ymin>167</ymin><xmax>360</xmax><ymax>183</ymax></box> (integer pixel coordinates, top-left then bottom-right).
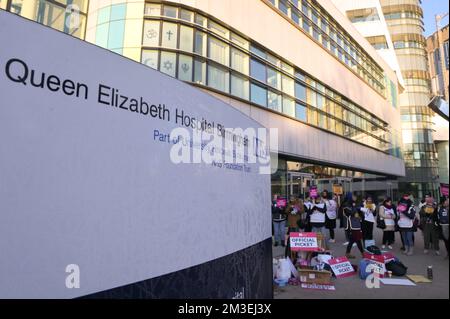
<box><xmin>328</xmin><ymin>257</ymin><xmax>355</xmax><ymax>278</ymax></box>
<box><xmin>0</xmin><ymin>11</ymin><xmax>271</xmax><ymax>298</ymax></box>
<box><xmin>290</xmin><ymin>232</ymin><xmax>319</xmax><ymax>251</ymax></box>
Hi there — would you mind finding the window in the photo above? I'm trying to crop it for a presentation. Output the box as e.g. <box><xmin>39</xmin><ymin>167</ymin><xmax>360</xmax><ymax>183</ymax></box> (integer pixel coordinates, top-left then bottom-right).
<box><xmin>179</xmin><ymin>26</ymin><xmax>193</xmax><ymax>52</ymax></box>
<box><xmin>313</xmin><ymin>28</ymin><xmax>320</xmax><ymax>41</ymax></box>
<box><xmin>209</xmin><ymin>20</ymin><xmax>229</xmax><ymax>39</ymax></box>
<box><xmin>251</xmin><ymin>83</ymin><xmax>267</xmax><ymax>106</ymax></box>
<box><xmin>160</xmin><ymin>51</ymin><xmax>176</xmax><ymax>77</ymax></box>
<box><xmin>194</xmin><ymin>31</ymin><xmax>207</xmax><ymax>56</ymax></box>
<box><xmin>308</xmin><ymin>108</ymin><xmax>318</xmax><ymax>125</ymax></box>
<box><xmin>141</xmin><ymin>50</ymin><xmax>159</xmax><ymax>70</ymax></box>
<box><xmin>250</xmin><ymin>59</ymin><xmax>266</xmax><ymax>83</ymax></box>
<box><xmin>295</xmin><ymin>82</ymin><xmax>306</xmax><ymax>101</ymax></box>
<box><xmin>142</xmin><ymin>21</ymin><xmax>160</xmax><ymax>47</ymax></box>
<box><xmin>161</xmin><ymin>22</ymin><xmax>178</xmax><ymax>49</ymax></box>
<box><xmin>208</xmin><ymin>64</ymin><xmax>229</xmax><ymax>93</ymax></box>
<box><xmin>231</xmin><ymin>74</ymin><xmax>250</xmax><ymax>100</ymax></box>
<box><xmin>163</xmin><ymin>6</ymin><xmax>177</xmax><ymax>18</ymax></box>
<box><xmin>180</xmin><ymin>9</ymin><xmax>193</xmax><ymax>22</ymax></box>
<box><xmin>444</xmin><ymin>41</ymin><xmax>449</xmax><ymax>70</ymax></box>
<box><xmin>231</xmin><ymin>48</ymin><xmax>249</xmax><ymax>75</ymax></box>
<box><xmin>307</xmin><ymin>89</ymin><xmax>317</xmax><ymax>107</ymax></box>
<box><xmin>267</xmin><ymin>67</ymin><xmax>281</xmax><ymax>90</ymax></box>
<box><xmin>292</xmin><ymin>11</ymin><xmax>300</xmax><ymax>24</ymax></box>
<box><xmin>108</xmin><ymin>20</ymin><xmax>125</xmax><ymax>51</ymax></box>
<box><xmin>208</xmin><ymin>36</ymin><xmax>229</xmax><ymax>66</ymax></box>
<box><xmin>283</xmin><ymin>97</ymin><xmax>295</xmax><ymax>117</ymax></box>
<box><xmin>295</xmin><ymin>103</ymin><xmax>307</xmax><ymax>121</ymax></box>
<box><xmin>145</xmin><ymin>3</ymin><xmax>161</xmax><ymax>16</ymax></box>
<box><xmin>318</xmin><ymin>112</ymin><xmax>327</xmax><ymax>129</ymax></box>
<box><xmin>302</xmin><ymin>19</ymin><xmax>311</xmax><ymax>33</ymax></box>
<box><xmin>95</xmin><ymin>23</ymin><xmax>109</xmax><ymax>48</ymax></box>
<box><xmin>268</xmin><ymin>91</ymin><xmax>282</xmax><ymax>112</ymax></box>
<box><xmin>194</xmin><ymin>59</ymin><xmax>206</xmax><ymax>84</ymax></box>
<box><xmin>279</xmin><ymin>0</ymin><xmax>288</xmax><ymax>15</ymax></box>
<box><xmin>231</xmin><ymin>33</ymin><xmax>249</xmax><ymax>50</ymax></box>
<box><xmin>195</xmin><ymin>14</ymin><xmax>207</xmax><ymax>27</ymax></box>
<box><xmin>282</xmin><ymin>75</ymin><xmax>295</xmax><ymax>96</ymax></box>
<box><xmin>178</xmin><ymin>54</ymin><xmax>193</xmax><ymax>81</ymax></box>
<box><xmin>316</xmin><ymin>94</ymin><xmax>325</xmax><ymax>110</ymax></box>
<box><xmin>250</xmin><ymin>45</ymin><xmax>266</xmax><ymax>59</ymax></box>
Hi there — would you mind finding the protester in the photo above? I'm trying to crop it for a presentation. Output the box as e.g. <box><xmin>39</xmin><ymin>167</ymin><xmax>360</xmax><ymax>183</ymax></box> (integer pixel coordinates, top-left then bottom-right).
<box><xmin>379</xmin><ymin>197</ymin><xmax>396</xmax><ymax>249</ymax></box>
<box><xmin>360</xmin><ymin>195</ymin><xmax>376</xmax><ymax>247</ymax></box>
<box><xmin>303</xmin><ymin>194</ymin><xmax>313</xmax><ymax>232</ymax></box>
<box><xmin>340</xmin><ymin>192</ymin><xmax>353</xmax><ymax>246</ymax></box>
<box><xmin>286</xmin><ymin>198</ymin><xmax>302</xmax><ymax>233</ymax></box>
<box><xmin>419</xmin><ymin>193</ymin><xmax>440</xmax><ymax>255</ymax></box>
<box><xmin>397</xmin><ymin>193</ymin><xmax>418</xmax><ymax>256</ymax></box>
<box><xmin>323</xmin><ymin>190</ymin><xmax>338</xmax><ymax>243</ymax></box>
<box><xmin>272</xmin><ymin>197</ymin><xmax>287</xmax><ymax>247</ymax></box>
<box><xmin>308</xmin><ymin>193</ymin><xmax>327</xmax><ymax>237</ymax></box>
<box><xmin>343</xmin><ymin>193</ymin><xmax>364</xmax><ymax>259</ymax></box>
<box><xmin>437</xmin><ymin>196</ymin><xmax>449</xmax><ymax>259</ymax></box>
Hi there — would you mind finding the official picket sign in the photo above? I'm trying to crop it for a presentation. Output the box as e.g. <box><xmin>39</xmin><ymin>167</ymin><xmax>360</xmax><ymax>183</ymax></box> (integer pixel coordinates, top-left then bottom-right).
<box><xmin>328</xmin><ymin>257</ymin><xmax>355</xmax><ymax>278</ymax></box>
<box><xmin>0</xmin><ymin>11</ymin><xmax>272</xmax><ymax>298</ymax></box>
<box><xmin>290</xmin><ymin>233</ymin><xmax>319</xmax><ymax>252</ymax></box>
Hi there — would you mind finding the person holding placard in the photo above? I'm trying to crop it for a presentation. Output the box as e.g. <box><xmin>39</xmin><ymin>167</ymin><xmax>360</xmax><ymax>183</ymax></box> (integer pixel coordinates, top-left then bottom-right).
<box><xmin>360</xmin><ymin>195</ymin><xmax>377</xmax><ymax>247</ymax></box>
<box><xmin>419</xmin><ymin>193</ymin><xmax>440</xmax><ymax>255</ymax></box>
<box><xmin>343</xmin><ymin>194</ymin><xmax>364</xmax><ymax>259</ymax></box>
<box><xmin>308</xmin><ymin>193</ymin><xmax>327</xmax><ymax>238</ymax></box>
<box><xmin>323</xmin><ymin>191</ymin><xmax>338</xmax><ymax>243</ymax></box>
<box><xmin>397</xmin><ymin>193</ymin><xmax>418</xmax><ymax>256</ymax></box>
<box><xmin>303</xmin><ymin>194</ymin><xmax>313</xmax><ymax>232</ymax></box>
<box><xmin>379</xmin><ymin>197</ymin><xmax>397</xmax><ymax>250</ymax></box>
<box><xmin>272</xmin><ymin>197</ymin><xmax>287</xmax><ymax>247</ymax></box>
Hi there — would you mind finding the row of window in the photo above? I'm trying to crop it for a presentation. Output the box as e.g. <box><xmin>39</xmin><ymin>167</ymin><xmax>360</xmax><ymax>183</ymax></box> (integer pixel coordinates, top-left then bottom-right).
<box><xmin>141</xmin><ymin>46</ymin><xmax>392</xmax><ymax>153</ymax></box>
<box><xmin>384</xmin><ymin>11</ymin><xmax>423</xmax><ymax>22</ymax></box>
<box><xmin>141</xmin><ymin>10</ymin><xmax>388</xmax><ymax>129</ymax></box>
<box><xmin>266</xmin><ymin>0</ymin><xmax>386</xmax><ymax>96</ymax></box>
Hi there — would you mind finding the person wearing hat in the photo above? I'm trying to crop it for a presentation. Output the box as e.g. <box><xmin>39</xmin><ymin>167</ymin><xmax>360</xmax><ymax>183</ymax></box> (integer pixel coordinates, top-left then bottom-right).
<box><xmin>379</xmin><ymin>197</ymin><xmax>397</xmax><ymax>250</ymax></box>
<box><xmin>397</xmin><ymin>193</ymin><xmax>419</xmax><ymax>256</ymax></box>
<box><xmin>343</xmin><ymin>193</ymin><xmax>364</xmax><ymax>259</ymax></box>
<box><xmin>437</xmin><ymin>196</ymin><xmax>449</xmax><ymax>259</ymax></box>
<box><xmin>419</xmin><ymin>193</ymin><xmax>440</xmax><ymax>255</ymax></box>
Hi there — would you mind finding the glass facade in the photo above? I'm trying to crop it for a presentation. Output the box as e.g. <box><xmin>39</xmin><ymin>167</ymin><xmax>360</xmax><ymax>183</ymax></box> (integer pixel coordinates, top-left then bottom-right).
<box><xmin>381</xmin><ymin>0</ymin><xmax>439</xmax><ymax>199</ymax></box>
<box><xmin>6</xmin><ymin>0</ymin><xmax>88</xmax><ymax>38</ymax></box>
<box><xmin>266</xmin><ymin>0</ymin><xmax>387</xmax><ymax>97</ymax></box>
<box><xmin>140</xmin><ymin>2</ymin><xmax>402</xmax><ymax>158</ymax></box>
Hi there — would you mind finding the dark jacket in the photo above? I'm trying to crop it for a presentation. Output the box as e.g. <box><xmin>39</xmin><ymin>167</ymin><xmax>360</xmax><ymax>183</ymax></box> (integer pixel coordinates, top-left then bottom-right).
<box><xmin>343</xmin><ymin>202</ymin><xmax>361</xmax><ymax>230</ymax></box>
<box><xmin>307</xmin><ymin>202</ymin><xmax>327</xmax><ymax>227</ymax></box>
<box><xmin>438</xmin><ymin>207</ymin><xmax>449</xmax><ymax>225</ymax></box>
<box><xmin>272</xmin><ymin>205</ymin><xmax>287</xmax><ymax>222</ymax></box>
<box><xmin>419</xmin><ymin>203</ymin><xmax>438</xmax><ymax>226</ymax></box>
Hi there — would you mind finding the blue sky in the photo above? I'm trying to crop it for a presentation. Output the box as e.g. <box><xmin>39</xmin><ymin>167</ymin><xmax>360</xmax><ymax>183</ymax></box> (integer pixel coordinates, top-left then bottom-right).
<box><xmin>422</xmin><ymin>0</ymin><xmax>449</xmax><ymax>37</ymax></box>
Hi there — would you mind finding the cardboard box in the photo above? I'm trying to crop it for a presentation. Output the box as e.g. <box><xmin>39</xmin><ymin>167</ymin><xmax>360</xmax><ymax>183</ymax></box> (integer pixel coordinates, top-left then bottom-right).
<box><xmin>298</xmin><ymin>269</ymin><xmax>332</xmax><ymax>285</ymax></box>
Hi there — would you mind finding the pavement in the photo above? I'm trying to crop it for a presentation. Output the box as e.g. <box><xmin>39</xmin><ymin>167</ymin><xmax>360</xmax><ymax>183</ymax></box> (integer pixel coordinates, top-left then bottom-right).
<box><xmin>273</xmin><ymin>227</ymin><xmax>449</xmax><ymax>299</ymax></box>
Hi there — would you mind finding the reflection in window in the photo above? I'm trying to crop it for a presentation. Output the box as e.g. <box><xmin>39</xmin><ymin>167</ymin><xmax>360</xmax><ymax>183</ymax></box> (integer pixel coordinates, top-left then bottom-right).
<box><xmin>194</xmin><ymin>31</ymin><xmax>207</xmax><ymax>56</ymax></box>
<box><xmin>160</xmin><ymin>51</ymin><xmax>176</xmax><ymax>77</ymax></box>
<box><xmin>251</xmin><ymin>83</ymin><xmax>267</xmax><ymax>107</ymax></box>
<box><xmin>231</xmin><ymin>74</ymin><xmax>249</xmax><ymax>100</ymax></box>
<box><xmin>178</xmin><ymin>54</ymin><xmax>193</xmax><ymax>81</ymax></box>
<box><xmin>108</xmin><ymin>20</ymin><xmax>125</xmax><ymax>51</ymax></box>
<box><xmin>267</xmin><ymin>68</ymin><xmax>281</xmax><ymax>90</ymax></box>
<box><xmin>268</xmin><ymin>91</ymin><xmax>282</xmax><ymax>112</ymax></box>
<box><xmin>180</xmin><ymin>9</ymin><xmax>193</xmax><ymax>22</ymax></box>
<box><xmin>141</xmin><ymin>50</ymin><xmax>159</xmax><ymax>70</ymax></box>
<box><xmin>163</xmin><ymin>6</ymin><xmax>177</xmax><ymax>18</ymax></box>
<box><xmin>142</xmin><ymin>21</ymin><xmax>160</xmax><ymax>47</ymax></box>
<box><xmin>295</xmin><ymin>103</ymin><xmax>307</xmax><ymax>121</ymax></box>
<box><xmin>194</xmin><ymin>59</ymin><xmax>206</xmax><ymax>84</ymax></box>
<box><xmin>283</xmin><ymin>97</ymin><xmax>295</xmax><ymax>117</ymax></box>
<box><xmin>231</xmin><ymin>48</ymin><xmax>249</xmax><ymax>75</ymax></box>
<box><xmin>162</xmin><ymin>22</ymin><xmax>178</xmax><ymax>49</ymax></box>
<box><xmin>208</xmin><ymin>64</ymin><xmax>229</xmax><ymax>93</ymax></box>
<box><xmin>110</xmin><ymin>3</ymin><xmax>126</xmax><ymax>21</ymax></box>
<box><xmin>308</xmin><ymin>108</ymin><xmax>318</xmax><ymax>125</ymax></box>
<box><xmin>250</xmin><ymin>59</ymin><xmax>266</xmax><ymax>83</ymax></box>
<box><xmin>179</xmin><ymin>25</ymin><xmax>193</xmax><ymax>52</ymax></box>
<box><xmin>208</xmin><ymin>36</ymin><xmax>229</xmax><ymax>66</ymax></box>
<box><xmin>282</xmin><ymin>75</ymin><xmax>295</xmax><ymax>96</ymax></box>
<box><xmin>295</xmin><ymin>82</ymin><xmax>306</xmax><ymax>101</ymax></box>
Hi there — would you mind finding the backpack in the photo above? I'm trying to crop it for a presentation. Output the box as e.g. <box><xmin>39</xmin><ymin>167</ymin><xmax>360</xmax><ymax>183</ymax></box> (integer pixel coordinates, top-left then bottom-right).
<box><xmin>385</xmin><ymin>259</ymin><xmax>408</xmax><ymax>276</ymax></box>
<box><xmin>376</xmin><ymin>213</ymin><xmax>386</xmax><ymax>229</ymax></box>
<box><xmin>359</xmin><ymin>259</ymin><xmax>373</xmax><ymax>280</ymax></box>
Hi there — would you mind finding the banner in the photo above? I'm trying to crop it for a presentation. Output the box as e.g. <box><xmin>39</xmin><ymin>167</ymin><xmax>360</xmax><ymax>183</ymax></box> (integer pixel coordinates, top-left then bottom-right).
<box><xmin>328</xmin><ymin>257</ymin><xmax>355</xmax><ymax>278</ymax></box>
<box><xmin>290</xmin><ymin>232</ymin><xmax>319</xmax><ymax>251</ymax></box>
<box><xmin>441</xmin><ymin>183</ymin><xmax>449</xmax><ymax>197</ymax></box>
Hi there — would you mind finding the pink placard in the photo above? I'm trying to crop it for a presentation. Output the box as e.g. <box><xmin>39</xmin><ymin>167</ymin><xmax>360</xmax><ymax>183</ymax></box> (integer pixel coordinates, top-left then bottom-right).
<box><xmin>441</xmin><ymin>184</ymin><xmax>449</xmax><ymax>197</ymax></box>
<box><xmin>310</xmin><ymin>187</ymin><xmax>318</xmax><ymax>198</ymax></box>
<box><xmin>290</xmin><ymin>232</ymin><xmax>319</xmax><ymax>251</ymax></box>
<box><xmin>328</xmin><ymin>257</ymin><xmax>356</xmax><ymax>278</ymax></box>
<box><xmin>276</xmin><ymin>198</ymin><xmax>287</xmax><ymax>208</ymax></box>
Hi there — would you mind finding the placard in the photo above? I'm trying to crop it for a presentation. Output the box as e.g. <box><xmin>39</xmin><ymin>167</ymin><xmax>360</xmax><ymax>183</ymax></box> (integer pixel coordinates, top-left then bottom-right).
<box><xmin>290</xmin><ymin>232</ymin><xmax>319</xmax><ymax>251</ymax></box>
<box><xmin>328</xmin><ymin>257</ymin><xmax>356</xmax><ymax>278</ymax></box>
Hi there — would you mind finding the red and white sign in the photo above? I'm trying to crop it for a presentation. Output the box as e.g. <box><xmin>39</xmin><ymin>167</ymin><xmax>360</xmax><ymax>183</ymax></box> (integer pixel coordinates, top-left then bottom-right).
<box><xmin>362</xmin><ymin>254</ymin><xmax>387</xmax><ymax>277</ymax></box>
<box><xmin>328</xmin><ymin>257</ymin><xmax>355</xmax><ymax>278</ymax></box>
<box><xmin>290</xmin><ymin>232</ymin><xmax>320</xmax><ymax>251</ymax></box>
